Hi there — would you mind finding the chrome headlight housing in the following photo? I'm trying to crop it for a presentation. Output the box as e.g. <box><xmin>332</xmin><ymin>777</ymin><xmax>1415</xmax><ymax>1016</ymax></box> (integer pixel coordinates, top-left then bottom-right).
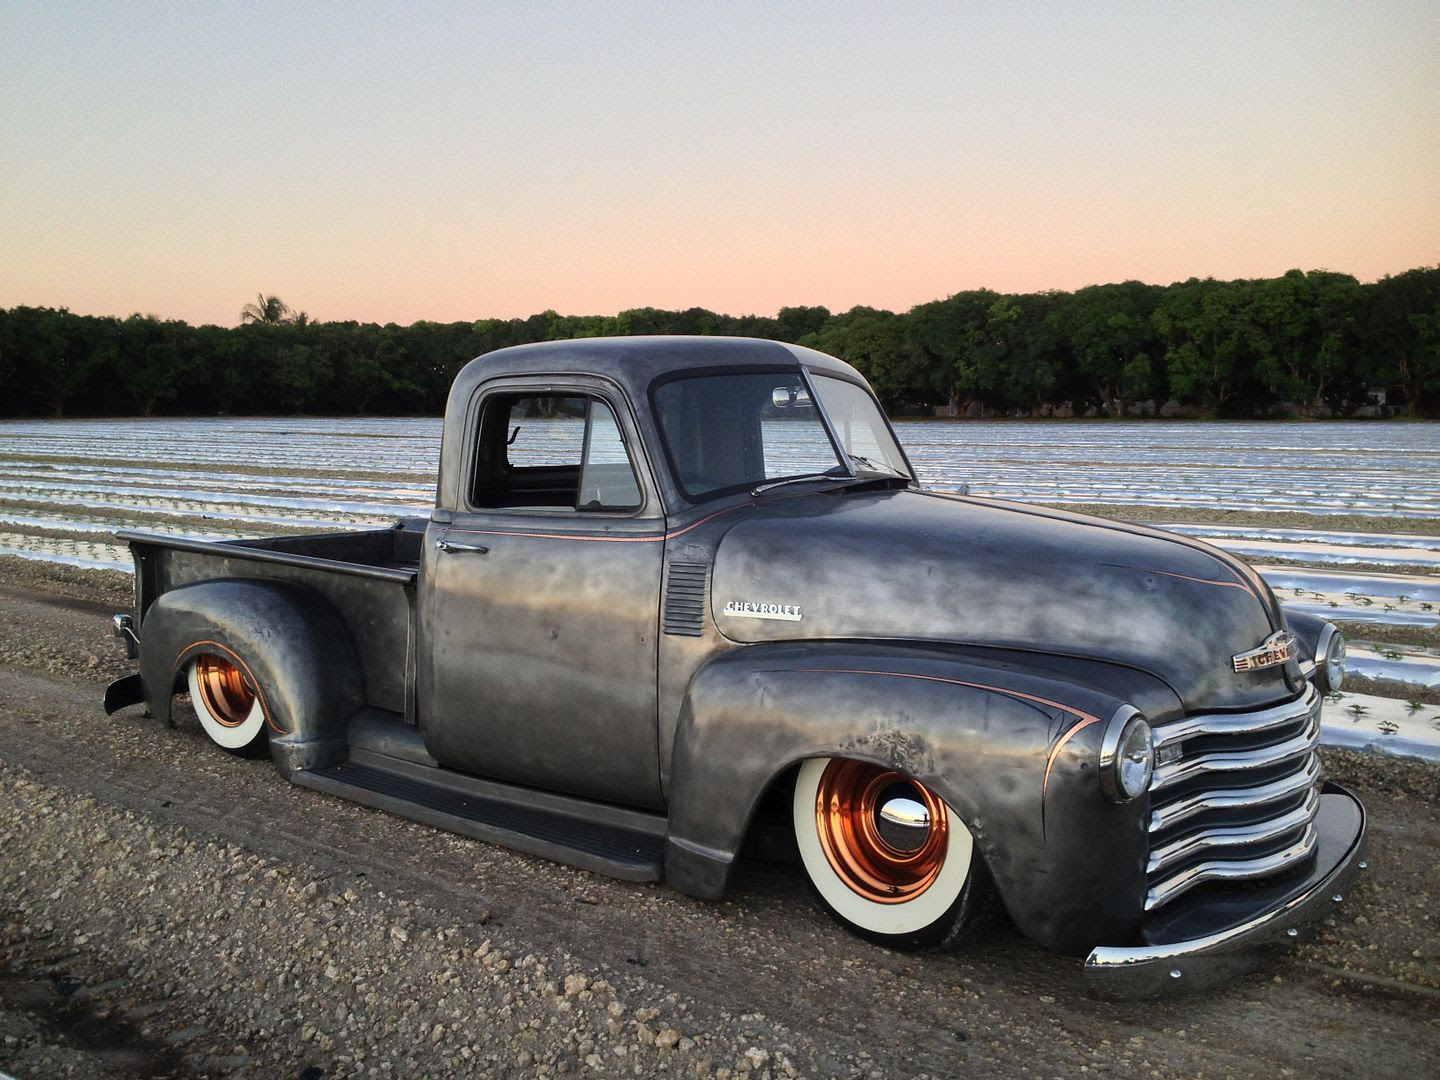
<box><xmin>1316</xmin><ymin>624</ymin><xmax>1346</xmax><ymax>693</ymax></box>
<box><xmin>1100</xmin><ymin>708</ymin><xmax>1155</xmax><ymax>802</ymax></box>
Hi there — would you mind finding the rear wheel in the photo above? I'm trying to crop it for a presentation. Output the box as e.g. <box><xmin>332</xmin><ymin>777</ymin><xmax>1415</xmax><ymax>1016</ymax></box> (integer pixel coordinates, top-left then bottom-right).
<box><xmin>187</xmin><ymin>653</ymin><xmax>268</xmax><ymax>756</ymax></box>
<box><xmin>793</xmin><ymin>757</ymin><xmax>985</xmax><ymax>948</ymax></box>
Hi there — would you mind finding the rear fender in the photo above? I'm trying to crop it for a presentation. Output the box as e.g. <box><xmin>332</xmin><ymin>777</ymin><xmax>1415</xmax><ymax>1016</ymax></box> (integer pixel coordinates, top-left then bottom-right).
<box><xmin>664</xmin><ymin>641</ymin><xmax>1155</xmax><ymax>953</ymax></box>
<box><xmin>137</xmin><ymin>579</ymin><xmax>363</xmax><ymax>775</ymax></box>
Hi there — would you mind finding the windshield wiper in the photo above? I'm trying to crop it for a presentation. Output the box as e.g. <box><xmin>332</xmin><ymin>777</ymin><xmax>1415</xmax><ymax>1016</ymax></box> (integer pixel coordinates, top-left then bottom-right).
<box><xmin>751</xmin><ymin>468</ymin><xmax>854</xmax><ymax>497</ymax></box>
<box><xmin>847</xmin><ymin>453</ymin><xmax>907</xmax><ymax>478</ymax></box>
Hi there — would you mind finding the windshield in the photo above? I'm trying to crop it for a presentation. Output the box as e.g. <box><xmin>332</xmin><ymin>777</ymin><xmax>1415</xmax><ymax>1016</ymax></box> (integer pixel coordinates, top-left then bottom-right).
<box><xmin>652</xmin><ymin>369</ymin><xmax>909</xmax><ymax>501</ymax></box>
<box><xmin>811</xmin><ymin>374</ymin><xmax>910</xmax><ymax>476</ymax></box>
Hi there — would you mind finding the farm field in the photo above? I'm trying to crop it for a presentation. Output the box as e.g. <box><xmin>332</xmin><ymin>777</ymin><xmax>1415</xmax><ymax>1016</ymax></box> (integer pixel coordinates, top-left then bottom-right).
<box><xmin>2</xmin><ymin>415</ymin><xmax>1438</xmax><ymax>758</ymax></box>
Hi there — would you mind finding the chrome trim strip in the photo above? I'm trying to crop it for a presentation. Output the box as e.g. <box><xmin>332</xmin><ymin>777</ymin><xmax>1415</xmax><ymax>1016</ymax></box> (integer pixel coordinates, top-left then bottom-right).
<box><xmin>1151</xmin><ymin>685</ymin><xmax>1318</xmax><ymax>748</ymax></box>
<box><xmin>1149</xmin><ymin>755</ymin><xmax>1320</xmax><ymax>833</ymax></box>
<box><xmin>1150</xmin><ymin>718</ymin><xmax>1319</xmax><ymax>794</ymax></box>
<box><xmin>1145</xmin><ymin>823</ymin><xmax>1319</xmax><ymax>911</ymax></box>
<box><xmin>1147</xmin><ymin>788</ymin><xmax>1319</xmax><ymax>876</ymax></box>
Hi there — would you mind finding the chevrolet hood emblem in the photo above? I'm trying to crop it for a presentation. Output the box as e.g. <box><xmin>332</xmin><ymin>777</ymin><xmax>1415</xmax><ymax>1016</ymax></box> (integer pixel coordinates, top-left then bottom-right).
<box><xmin>1232</xmin><ymin>630</ymin><xmax>1296</xmax><ymax>673</ymax></box>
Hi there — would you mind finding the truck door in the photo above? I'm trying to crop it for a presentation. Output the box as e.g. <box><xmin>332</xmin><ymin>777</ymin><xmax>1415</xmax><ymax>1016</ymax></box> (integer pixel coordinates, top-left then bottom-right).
<box><xmin>418</xmin><ymin>382</ymin><xmax>665</xmax><ymax>808</ymax></box>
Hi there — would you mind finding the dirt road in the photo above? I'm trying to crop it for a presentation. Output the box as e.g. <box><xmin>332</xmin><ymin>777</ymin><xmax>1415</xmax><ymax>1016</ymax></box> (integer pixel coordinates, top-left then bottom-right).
<box><xmin>1</xmin><ymin>559</ymin><xmax>1437</xmax><ymax>1078</ymax></box>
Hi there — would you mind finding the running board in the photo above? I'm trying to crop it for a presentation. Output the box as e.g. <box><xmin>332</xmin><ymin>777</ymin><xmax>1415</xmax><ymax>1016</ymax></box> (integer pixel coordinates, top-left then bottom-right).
<box><xmin>292</xmin><ymin>750</ymin><xmax>667</xmax><ymax>882</ymax></box>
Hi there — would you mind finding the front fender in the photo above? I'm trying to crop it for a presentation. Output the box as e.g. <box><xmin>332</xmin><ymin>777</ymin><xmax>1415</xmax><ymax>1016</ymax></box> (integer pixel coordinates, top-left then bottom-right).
<box><xmin>136</xmin><ymin>579</ymin><xmax>363</xmax><ymax>775</ymax></box>
<box><xmin>665</xmin><ymin>641</ymin><xmax>1169</xmax><ymax>953</ymax></box>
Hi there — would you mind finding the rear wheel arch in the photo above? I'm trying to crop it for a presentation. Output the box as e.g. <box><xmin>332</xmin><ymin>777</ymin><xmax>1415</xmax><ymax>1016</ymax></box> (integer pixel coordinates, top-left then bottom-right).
<box><xmin>136</xmin><ymin>578</ymin><xmax>363</xmax><ymax>772</ymax></box>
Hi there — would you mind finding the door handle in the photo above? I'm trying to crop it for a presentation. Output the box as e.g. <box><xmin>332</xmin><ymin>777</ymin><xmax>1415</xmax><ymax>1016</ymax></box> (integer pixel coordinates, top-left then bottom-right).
<box><xmin>436</xmin><ymin>538</ymin><xmax>490</xmax><ymax>554</ymax></box>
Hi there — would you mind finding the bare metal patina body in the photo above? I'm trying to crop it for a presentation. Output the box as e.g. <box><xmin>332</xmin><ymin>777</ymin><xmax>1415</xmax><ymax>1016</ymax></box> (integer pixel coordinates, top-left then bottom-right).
<box><xmin>105</xmin><ymin>337</ymin><xmax>1365</xmax><ymax>996</ymax></box>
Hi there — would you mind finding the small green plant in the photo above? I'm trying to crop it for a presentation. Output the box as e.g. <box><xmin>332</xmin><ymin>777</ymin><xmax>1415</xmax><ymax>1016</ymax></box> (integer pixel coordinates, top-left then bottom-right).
<box><xmin>1382</xmin><ymin>649</ymin><xmax>1404</xmax><ymax>661</ymax></box>
<box><xmin>1397</xmin><ymin>594</ymin><xmax>1412</xmax><ymax>605</ymax></box>
<box><xmin>1406</xmin><ymin>700</ymin><xmax>1425</xmax><ymax>713</ymax></box>
<box><xmin>1377</xmin><ymin>720</ymin><xmax>1399</xmax><ymax>735</ymax></box>
<box><xmin>1328</xmin><ymin>600</ymin><xmax>1340</xmax><ymax>608</ymax></box>
<box><xmin>1347</xmin><ymin>703</ymin><xmax>1368</xmax><ymax>719</ymax></box>
<box><xmin>1326</xmin><ymin>691</ymin><xmax>1345</xmax><ymax>704</ymax></box>
<box><xmin>1354</xmin><ymin>596</ymin><xmax>1374</xmax><ymax>607</ymax></box>
<box><xmin>1421</xmin><ymin>602</ymin><xmax>1435</xmax><ymax>612</ymax></box>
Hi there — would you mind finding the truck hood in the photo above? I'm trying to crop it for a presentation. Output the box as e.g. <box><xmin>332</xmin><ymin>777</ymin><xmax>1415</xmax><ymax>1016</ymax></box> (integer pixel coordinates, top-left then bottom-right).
<box><xmin>710</xmin><ymin>489</ymin><xmax>1294</xmax><ymax>712</ymax></box>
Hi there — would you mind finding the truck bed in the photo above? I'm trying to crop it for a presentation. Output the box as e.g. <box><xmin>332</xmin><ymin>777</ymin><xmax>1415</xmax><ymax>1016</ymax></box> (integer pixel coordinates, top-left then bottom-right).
<box><xmin>118</xmin><ymin>520</ymin><xmax>424</xmax><ymax>718</ymax></box>
<box><xmin>233</xmin><ymin>521</ymin><xmax>425</xmax><ymax>573</ymax></box>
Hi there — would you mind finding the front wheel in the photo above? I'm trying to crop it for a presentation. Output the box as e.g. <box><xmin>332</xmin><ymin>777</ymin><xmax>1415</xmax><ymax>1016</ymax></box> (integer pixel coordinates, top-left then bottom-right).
<box><xmin>187</xmin><ymin>652</ymin><xmax>268</xmax><ymax>756</ymax></box>
<box><xmin>793</xmin><ymin>757</ymin><xmax>986</xmax><ymax>949</ymax></box>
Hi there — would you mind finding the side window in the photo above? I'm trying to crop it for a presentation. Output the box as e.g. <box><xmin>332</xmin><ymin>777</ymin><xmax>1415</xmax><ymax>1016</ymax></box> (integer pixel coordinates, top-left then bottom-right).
<box><xmin>578</xmin><ymin>401</ymin><xmax>642</xmax><ymax>509</ymax></box>
<box><xmin>505</xmin><ymin>396</ymin><xmax>588</xmax><ymax>467</ymax></box>
<box><xmin>471</xmin><ymin>393</ymin><xmax>642</xmax><ymax>512</ymax></box>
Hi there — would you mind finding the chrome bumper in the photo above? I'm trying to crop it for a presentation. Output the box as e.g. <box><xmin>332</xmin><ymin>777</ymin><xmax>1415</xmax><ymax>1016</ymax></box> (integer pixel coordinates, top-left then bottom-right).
<box><xmin>1084</xmin><ymin>783</ymin><xmax>1366</xmax><ymax>998</ymax></box>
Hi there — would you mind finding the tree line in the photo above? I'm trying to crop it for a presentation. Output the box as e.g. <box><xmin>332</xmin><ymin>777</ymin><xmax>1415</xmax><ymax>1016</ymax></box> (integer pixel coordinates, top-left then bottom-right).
<box><xmin>1</xmin><ymin>266</ymin><xmax>1436</xmax><ymax>419</ymax></box>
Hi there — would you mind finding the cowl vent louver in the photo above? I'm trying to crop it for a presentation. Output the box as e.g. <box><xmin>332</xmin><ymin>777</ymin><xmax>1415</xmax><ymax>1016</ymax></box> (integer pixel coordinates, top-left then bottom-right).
<box><xmin>663</xmin><ymin>562</ymin><xmax>709</xmax><ymax>636</ymax></box>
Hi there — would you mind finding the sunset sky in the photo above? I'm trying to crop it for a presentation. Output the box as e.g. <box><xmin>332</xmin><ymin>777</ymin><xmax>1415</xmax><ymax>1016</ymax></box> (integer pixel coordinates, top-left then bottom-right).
<box><xmin>2</xmin><ymin>1</ymin><xmax>1435</xmax><ymax>328</ymax></box>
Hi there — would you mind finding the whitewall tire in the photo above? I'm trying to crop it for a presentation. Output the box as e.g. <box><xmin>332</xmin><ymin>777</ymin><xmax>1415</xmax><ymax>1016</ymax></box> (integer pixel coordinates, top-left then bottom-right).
<box><xmin>793</xmin><ymin>757</ymin><xmax>984</xmax><ymax>948</ymax></box>
<box><xmin>187</xmin><ymin>653</ymin><xmax>267</xmax><ymax>755</ymax></box>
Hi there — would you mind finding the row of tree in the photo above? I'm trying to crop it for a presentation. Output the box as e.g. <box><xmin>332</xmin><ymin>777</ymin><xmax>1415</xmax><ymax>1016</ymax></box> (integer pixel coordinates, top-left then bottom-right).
<box><xmin>1</xmin><ymin>266</ymin><xmax>1436</xmax><ymax>419</ymax></box>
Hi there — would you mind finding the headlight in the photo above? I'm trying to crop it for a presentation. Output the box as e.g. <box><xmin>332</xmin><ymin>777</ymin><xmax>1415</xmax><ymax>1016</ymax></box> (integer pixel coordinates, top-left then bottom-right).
<box><xmin>1100</xmin><ymin>708</ymin><xmax>1154</xmax><ymax>802</ymax></box>
<box><xmin>1316</xmin><ymin>624</ymin><xmax>1346</xmax><ymax>692</ymax></box>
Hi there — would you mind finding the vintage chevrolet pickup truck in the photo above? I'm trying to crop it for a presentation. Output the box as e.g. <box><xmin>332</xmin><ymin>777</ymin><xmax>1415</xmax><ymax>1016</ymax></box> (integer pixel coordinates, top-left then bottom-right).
<box><xmin>104</xmin><ymin>336</ymin><xmax>1364</xmax><ymax>996</ymax></box>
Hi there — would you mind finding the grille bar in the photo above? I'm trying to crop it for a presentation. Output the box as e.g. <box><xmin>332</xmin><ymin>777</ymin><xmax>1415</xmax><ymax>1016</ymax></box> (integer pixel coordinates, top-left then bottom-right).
<box><xmin>1144</xmin><ymin>686</ymin><xmax>1324</xmax><ymax>912</ymax></box>
<box><xmin>1150</xmin><ymin>715</ymin><xmax>1319</xmax><ymax>793</ymax></box>
<box><xmin>1149</xmin><ymin>754</ymin><xmax>1320</xmax><ymax>834</ymax></box>
<box><xmin>1146</xmin><ymin>823</ymin><xmax>1319</xmax><ymax>911</ymax></box>
<box><xmin>1152</xmin><ymin>684</ymin><xmax>1319</xmax><ymax>747</ymax></box>
<box><xmin>1147</xmin><ymin>787</ymin><xmax>1319</xmax><ymax>877</ymax></box>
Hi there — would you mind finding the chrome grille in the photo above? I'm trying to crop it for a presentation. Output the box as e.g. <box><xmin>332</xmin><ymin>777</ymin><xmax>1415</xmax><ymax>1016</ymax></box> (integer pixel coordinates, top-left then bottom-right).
<box><xmin>1145</xmin><ymin>684</ymin><xmax>1322</xmax><ymax>912</ymax></box>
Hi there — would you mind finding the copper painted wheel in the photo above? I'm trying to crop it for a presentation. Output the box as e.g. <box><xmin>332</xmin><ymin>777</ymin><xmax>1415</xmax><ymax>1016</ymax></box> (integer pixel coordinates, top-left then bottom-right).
<box><xmin>811</xmin><ymin>759</ymin><xmax>950</xmax><ymax>904</ymax></box>
<box><xmin>193</xmin><ymin>654</ymin><xmax>256</xmax><ymax>727</ymax></box>
<box><xmin>794</xmin><ymin>757</ymin><xmax>979</xmax><ymax>946</ymax></box>
<box><xmin>187</xmin><ymin>653</ymin><xmax>267</xmax><ymax>753</ymax></box>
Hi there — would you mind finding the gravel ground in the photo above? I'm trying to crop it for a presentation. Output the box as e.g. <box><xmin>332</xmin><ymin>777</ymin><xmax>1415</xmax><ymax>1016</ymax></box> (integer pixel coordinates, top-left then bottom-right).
<box><xmin>1</xmin><ymin>557</ymin><xmax>1438</xmax><ymax>1079</ymax></box>
<box><xmin>0</xmin><ymin>765</ymin><xmax>799</xmax><ymax>1078</ymax></box>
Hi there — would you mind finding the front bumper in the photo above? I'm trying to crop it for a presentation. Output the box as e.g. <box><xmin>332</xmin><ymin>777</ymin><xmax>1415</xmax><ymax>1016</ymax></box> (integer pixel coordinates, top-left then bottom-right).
<box><xmin>1084</xmin><ymin>782</ymin><xmax>1366</xmax><ymax>998</ymax></box>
